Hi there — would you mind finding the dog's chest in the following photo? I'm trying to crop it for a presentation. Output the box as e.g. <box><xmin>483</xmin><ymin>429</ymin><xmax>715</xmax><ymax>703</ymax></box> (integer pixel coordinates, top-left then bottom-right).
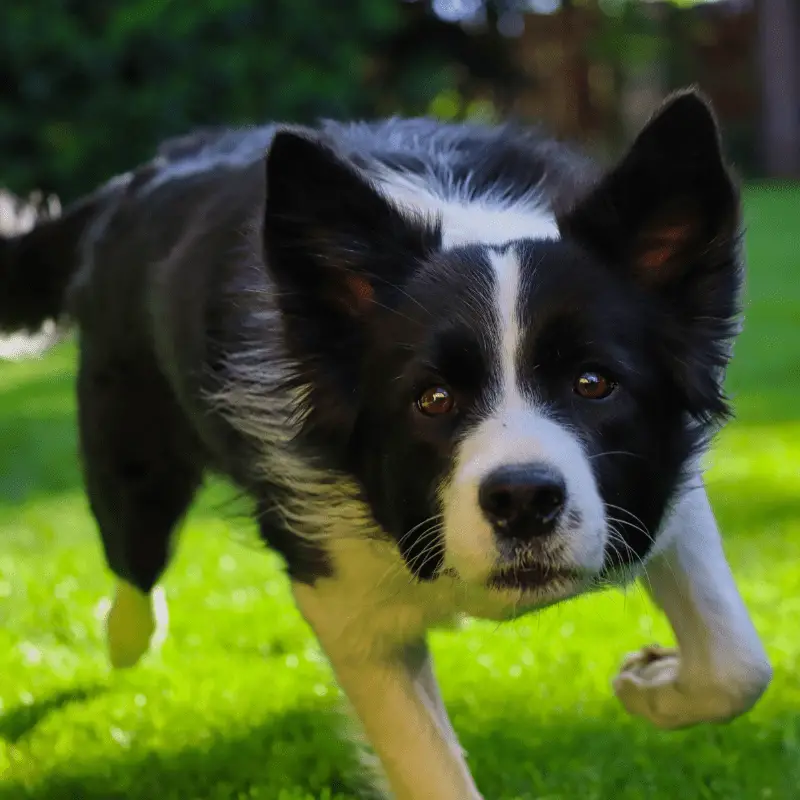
<box><xmin>296</xmin><ymin>537</ymin><xmax>521</xmax><ymax>659</ymax></box>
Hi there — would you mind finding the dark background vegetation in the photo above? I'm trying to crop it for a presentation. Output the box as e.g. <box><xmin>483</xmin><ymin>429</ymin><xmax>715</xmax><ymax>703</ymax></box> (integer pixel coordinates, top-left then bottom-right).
<box><xmin>1</xmin><ymin>0</ymin><xmax>797</xmax><ymax>201</ymax></box>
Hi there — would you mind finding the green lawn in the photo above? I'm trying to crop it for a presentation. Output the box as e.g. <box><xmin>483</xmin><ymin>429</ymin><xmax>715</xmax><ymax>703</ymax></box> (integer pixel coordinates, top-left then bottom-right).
<box><xmin>1</xmin><ymin>184</ymin><xmax>799</xmax><ymax>800</ymax></box>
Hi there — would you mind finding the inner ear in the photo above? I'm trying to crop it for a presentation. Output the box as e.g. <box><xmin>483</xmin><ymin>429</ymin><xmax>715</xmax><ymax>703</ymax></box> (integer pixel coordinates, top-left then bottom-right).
<box><xmin>319</xmin><ymin>268</ymin><xmax>375</xmax><ymax>318</ymax></box>
<box><xmin>343</xmin><ymin>273</ymin><xmax>375</xmax><ymax>309</ymax></box>
<box><xmin>630</xmin><ymin>200</ymin><xmax>708</xmax><ymax>279</ymax></box>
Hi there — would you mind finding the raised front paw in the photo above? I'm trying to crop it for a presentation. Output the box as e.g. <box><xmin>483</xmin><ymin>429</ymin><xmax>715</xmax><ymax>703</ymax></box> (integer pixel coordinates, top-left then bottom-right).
<box><xmin>612</xmin><ymin>644</ymin><xmax>772</xmax><ymax>730</ymax></box>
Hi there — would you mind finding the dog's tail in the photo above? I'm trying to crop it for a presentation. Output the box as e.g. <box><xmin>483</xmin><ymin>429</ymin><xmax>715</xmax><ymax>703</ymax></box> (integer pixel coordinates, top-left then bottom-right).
<box><xmin>0</xmin><ymin>187</ymin><xmax>103</xmax><ymax>351</ymax></box>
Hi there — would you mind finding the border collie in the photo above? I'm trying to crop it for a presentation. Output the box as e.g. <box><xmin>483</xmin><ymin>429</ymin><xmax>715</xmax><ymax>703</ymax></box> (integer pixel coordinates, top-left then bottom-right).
<box><xmin>0</xmin><ymin>89</ymin><xmax>771</xmax><ymax>799</ymax></box>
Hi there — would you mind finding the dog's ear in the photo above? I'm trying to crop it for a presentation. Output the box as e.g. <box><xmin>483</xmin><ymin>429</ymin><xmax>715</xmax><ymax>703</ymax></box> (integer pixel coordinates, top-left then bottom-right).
<box><xmin>559</xmin><ymin>89</ymin><xmax>743</xmax><ymax>418</ymax></box>
<box><xmin>560</xmin><ymin>90</ymin><xmax>740</xmax><ymax>284</ymax></box>
<box><xmin>262</xmin><ymin>129</ymin><xmax>439</xmax><ymax>434</ymax></box>
<box><xmin>264</xmin><ymin>129</ymin><xmax>437</xmax><ymax>319</ymax></box>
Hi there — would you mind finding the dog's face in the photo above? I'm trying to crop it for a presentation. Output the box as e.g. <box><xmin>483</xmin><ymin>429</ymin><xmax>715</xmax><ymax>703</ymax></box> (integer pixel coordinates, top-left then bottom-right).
<box><xmin>263</xmin><ymin>92</ymin><xmax>741</xmax><ymax>605</ymax></box>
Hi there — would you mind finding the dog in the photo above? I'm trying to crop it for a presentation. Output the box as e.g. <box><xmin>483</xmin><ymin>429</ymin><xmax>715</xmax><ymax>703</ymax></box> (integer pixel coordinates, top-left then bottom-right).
<box><xmin>0</xmin><ymin>88</ymin><xmax>771</xmax><ymax>799</ymax></box>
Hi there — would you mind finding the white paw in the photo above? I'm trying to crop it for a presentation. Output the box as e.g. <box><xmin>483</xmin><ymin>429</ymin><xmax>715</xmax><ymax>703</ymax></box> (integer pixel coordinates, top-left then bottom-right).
<box><xmin>105</xmin><ymin>582</ymin><xmax>169</xmax><ymax>669</ymax></box>
<box><xmin>613</xmin><ymin>644</ymin><xmax>772</xmax><ymax>730</ymax></box>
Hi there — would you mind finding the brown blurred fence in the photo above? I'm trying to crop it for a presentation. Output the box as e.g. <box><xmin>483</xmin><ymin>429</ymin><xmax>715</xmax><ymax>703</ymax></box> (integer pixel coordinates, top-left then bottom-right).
<box><xmin>510</xmin><ymin>2</ymin><xmax>761</xmax><ymax>164</ymax></box>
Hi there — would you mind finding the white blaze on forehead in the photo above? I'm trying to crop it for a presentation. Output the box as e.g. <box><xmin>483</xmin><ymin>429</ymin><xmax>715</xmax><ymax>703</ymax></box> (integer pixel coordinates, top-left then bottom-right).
<box><xmin>377</xmin><ymin>172</ymin><xmax>560</xmax><ymax>248</ymax></box>
<box><xmin>488</xmin><ymin>247</ymin><xmax>525</xmax><ymax>410</ymax></box>
<box><xmin>440</xmin><ymin>243</ymin><xmax>606</xmax><ymax>584</ymax></box>
<box><xmin>453</xmin><ymin>246</ymin><xmax>558</xmax><ymax>483</ymax></box>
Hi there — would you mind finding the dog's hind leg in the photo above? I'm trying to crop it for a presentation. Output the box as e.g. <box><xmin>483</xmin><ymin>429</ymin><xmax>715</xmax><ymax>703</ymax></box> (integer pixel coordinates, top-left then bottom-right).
<box><xmin>77</xmin><ymin>351</ymin><xmax>205</xmax><ymax>668</ymax></box>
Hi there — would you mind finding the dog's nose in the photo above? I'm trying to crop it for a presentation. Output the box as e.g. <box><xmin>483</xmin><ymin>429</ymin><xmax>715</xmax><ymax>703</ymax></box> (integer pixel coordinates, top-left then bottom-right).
<box><xmin>479</xmin><ymin>464</ymin><xmax>566</xmax><ymax>539</ymax></box>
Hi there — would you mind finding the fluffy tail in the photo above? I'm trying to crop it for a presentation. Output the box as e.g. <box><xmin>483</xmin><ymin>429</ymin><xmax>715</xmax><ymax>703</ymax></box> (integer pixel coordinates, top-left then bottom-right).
<box><xmin>0</xmin><ymin>187</ymin><xmax>101</xmax><ymax>342</ymax></box>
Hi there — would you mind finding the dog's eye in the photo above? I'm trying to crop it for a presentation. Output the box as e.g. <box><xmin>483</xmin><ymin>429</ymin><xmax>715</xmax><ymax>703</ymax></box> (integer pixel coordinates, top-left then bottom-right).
<box><xmin>416</xmin><ymin>386</ymin><xmax>455</xmax><ymax>416</ymax></box>
<box><xmin>574</xmin><ymin>370</ymin><xmax>617</xmax><ymax>400</ymax></box>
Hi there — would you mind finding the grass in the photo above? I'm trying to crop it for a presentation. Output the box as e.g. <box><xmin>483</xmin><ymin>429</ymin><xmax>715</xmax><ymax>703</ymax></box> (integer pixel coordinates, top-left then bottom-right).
<box><xmin>1</xmin><ymin>184</ymin><xmax>799</xmax><ymax>800</ymax></box>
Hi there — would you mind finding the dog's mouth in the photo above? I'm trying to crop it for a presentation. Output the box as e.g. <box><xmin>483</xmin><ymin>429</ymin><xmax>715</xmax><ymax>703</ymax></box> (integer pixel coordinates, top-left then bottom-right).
<box><xmin>487</xmin><ymin>562</ymin><xmax>583</xmax><ymax>591</ymax></box>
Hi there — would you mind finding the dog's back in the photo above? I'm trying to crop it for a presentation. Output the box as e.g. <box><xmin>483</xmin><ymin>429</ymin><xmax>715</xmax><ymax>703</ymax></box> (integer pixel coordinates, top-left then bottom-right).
<box><xmin>6</xmin><ymin>118</ymin><xmax>588</xmax><ymax>391</ymax></box>
<box><xmin>67</xmin><ymin>132</ymin><xmax>267</xmax><ymax>450</ymax></box>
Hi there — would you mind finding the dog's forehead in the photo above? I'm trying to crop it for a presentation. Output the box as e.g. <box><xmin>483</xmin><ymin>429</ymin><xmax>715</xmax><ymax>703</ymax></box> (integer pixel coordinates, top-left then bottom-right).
<box><xmin>410</xmin><ymin>236</ymin><xmax>595</xmax><ymax>320</ymax></box>
<box><xmin>398</xmin><ymin>236</ymin><xmax>640</xmax><ymax>385</ymax></box>
<box><xmin>398</xmin><ymin>240</ymin><xmax>546</xmax><ymax>361</ymax></box>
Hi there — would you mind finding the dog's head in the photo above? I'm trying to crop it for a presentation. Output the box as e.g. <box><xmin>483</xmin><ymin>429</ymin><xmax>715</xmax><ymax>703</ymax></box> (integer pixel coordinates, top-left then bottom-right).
<box><xmin>262</xmin><ymin>90</ymin><xmax>742</xmax><ymax>605</ymax></box>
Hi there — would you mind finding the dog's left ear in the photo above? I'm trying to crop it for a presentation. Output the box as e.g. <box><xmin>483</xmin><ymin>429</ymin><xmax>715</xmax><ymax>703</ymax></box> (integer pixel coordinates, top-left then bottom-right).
<box><xmin>560</xmin><ymin>89</ymin><xmax>740</xmax><ymax>283</ymax></box>
<box><xmin>559</xmin><ymin>89</ymin><xmax>743</xmax><ymax>417</ymax></box>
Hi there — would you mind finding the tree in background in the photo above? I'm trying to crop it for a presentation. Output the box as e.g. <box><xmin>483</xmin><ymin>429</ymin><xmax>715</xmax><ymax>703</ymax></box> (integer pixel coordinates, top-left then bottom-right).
<box><xmin>757</xmin><ymin>0</ymin><xmax>800</xmax><ymax>177</ymax></box>
<box><xmin>0</xmin><ymin>0</ymin><xmax>407</xmax><ymax>197</ymax></box>
<box><xmin>1</xmin><ymin>0</ymin><xmax>784</xmax><ymax>197</ymax></box>
<box><xmin>0</xmin><ymin>0</ymin><xmax>528</xmax><ymax>199</ymax></box>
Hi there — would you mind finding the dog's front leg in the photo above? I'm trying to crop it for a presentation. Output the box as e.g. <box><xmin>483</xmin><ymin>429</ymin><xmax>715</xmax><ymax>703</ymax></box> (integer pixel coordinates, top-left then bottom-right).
<box><xmin>294</xmin><ymin>585</ymin><xmax>482</xmax><ymax>800</ymax></box>
<box><xmin>614</xmin><ymin>482</ymin><xmax>772</xmax><ymax>729</ymax></box>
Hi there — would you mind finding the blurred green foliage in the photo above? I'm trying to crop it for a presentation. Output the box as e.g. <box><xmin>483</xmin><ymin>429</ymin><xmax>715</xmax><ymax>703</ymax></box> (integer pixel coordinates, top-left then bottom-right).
<box><xmin>0</xmin><ymin>0</ymin><xmax>760</xmax><ymax>198</ymax></box>
<box><xmin>0</xmin><ymin>0</ymin><xmax>409</xmax><ymax>198</ymax></box>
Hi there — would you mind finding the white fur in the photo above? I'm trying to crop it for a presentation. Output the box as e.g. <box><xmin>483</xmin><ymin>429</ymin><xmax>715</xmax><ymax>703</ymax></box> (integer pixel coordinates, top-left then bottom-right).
<box><xmin>294</xmin><ymin>581</ymin><xmax>483</xmax><ymax>800</ymax></box>
<box><xmin>0</xmin><ymin>321</ymin><xmax>61</xmax><ymax>361</ymax></box>
<box><xmin>214</xmin><ymin>341</ymin><xmax>377</xmax><ymax>547</ymax></box>
<box><xmin>615</xmin><ymin>482</ymin><xmax>772</xmax><ymax>728</ymax></box>
<box><xmin>441</xmin><ymin>248</ymin><xmax>607</xmax><ymax>587</ymax></box>
<box><xmin>377</xmin><ymin>170</ymin><xmax>559</xmax><ymax>248</ymax></box>
<box><xmin>141</xmin><ymin>128</ymin><xmax>277</xmax><ymax>194</ymax></box>
<box><xmin>0</xmin><ymin>190</ymin><xmax>65</xmax><ymax>360</ymax></box>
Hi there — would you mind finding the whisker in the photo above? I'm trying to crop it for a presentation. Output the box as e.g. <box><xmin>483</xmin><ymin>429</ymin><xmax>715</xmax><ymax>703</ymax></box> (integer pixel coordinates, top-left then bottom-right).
<box><xmin>394</xmin><ymin>515</ymin><xmax>444</xmax><ymax>552</ymax></box>
<box><xmin>605</xmin><ymin>504</ymin><xmax>655</xmax><ymax>543</ymax></box>
<box><xmin>606</xmin><ymin>524</ymin><xmax>650</xmax><ymax>589</ymax></box>
<box><xmin>372</xmin><ymin>518</ymin><xmax>445</xmax><ymax>598</ymax></box>
<box><xmin>606</xmin><ymin>515</ymin><xmax>653</xmax><ymax>544</ymax></box>
<box><xmin>587</xmin><ymin>450</ymin><xmax>645</xmax><ymax>461</ymax></box>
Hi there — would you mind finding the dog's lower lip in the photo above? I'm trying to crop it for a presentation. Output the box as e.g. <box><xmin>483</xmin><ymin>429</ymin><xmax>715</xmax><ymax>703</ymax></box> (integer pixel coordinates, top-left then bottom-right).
<box><xmin>488</xmin><ymin>564</ymin><xmax>581</xmax><ymax>590</ymax></box>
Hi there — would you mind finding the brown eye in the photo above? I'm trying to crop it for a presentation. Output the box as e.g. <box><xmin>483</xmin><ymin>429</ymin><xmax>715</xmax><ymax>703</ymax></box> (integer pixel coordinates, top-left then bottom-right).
<box><xmin>574</xmin><ymin>370</ymin><xmax>617</xmax><ymax>400</ymax></box>
<box><xmin>416</xmin><ymin>386</ymin><xmax>455</xmax><ymax>416</ymax></box>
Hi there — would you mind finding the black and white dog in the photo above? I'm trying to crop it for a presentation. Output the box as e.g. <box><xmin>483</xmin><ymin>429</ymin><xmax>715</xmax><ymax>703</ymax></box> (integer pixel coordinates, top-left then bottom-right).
<box><xmin>0</xmin><ymin>89</ymin><xmax>771</xmax><ymax>798</ymax></box>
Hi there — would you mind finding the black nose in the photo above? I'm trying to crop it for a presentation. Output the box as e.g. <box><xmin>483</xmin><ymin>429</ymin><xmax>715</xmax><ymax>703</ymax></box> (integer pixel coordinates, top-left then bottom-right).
<box><xmin>479</xmin><ymin>464</ymin><xmax>566</xmax><ymax>539</ymax></box>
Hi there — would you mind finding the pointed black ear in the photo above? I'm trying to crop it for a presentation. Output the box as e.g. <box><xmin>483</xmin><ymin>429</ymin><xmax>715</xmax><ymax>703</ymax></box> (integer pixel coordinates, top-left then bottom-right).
<box><xmin>264</xmin><ymin>129</ymin><xmax>438</xmax><ymax>321</ymax></box>
<box><xmin>560</xmin><ymin>89</ymin><xmax>740</xmax><ymax>279</ymax></box>
<box><xmin>262</xmin><ymin>129</ymin><xmax>439</xmax><ymax>438</ymax></box>
<box><xmin>559</xmin><ymin>89</ymin><xmax>744</xmax><ymax>420</ymax></box>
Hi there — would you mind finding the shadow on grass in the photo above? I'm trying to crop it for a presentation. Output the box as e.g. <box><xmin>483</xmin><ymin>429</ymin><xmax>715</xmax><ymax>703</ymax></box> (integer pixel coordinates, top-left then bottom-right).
<box><xmin>0</xmin><ymin>686</ymin><xmax>105</xmax><ymax>744</ymax></box>
<box><xmin>2</xmin><ymin>705</ymin><xmax>373</xmax><ymax>800</ymax></box>
<box><xmin>3</xmin><ymin>700</ymin><xmax>798</xmax><ymax>800</ymax></box>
